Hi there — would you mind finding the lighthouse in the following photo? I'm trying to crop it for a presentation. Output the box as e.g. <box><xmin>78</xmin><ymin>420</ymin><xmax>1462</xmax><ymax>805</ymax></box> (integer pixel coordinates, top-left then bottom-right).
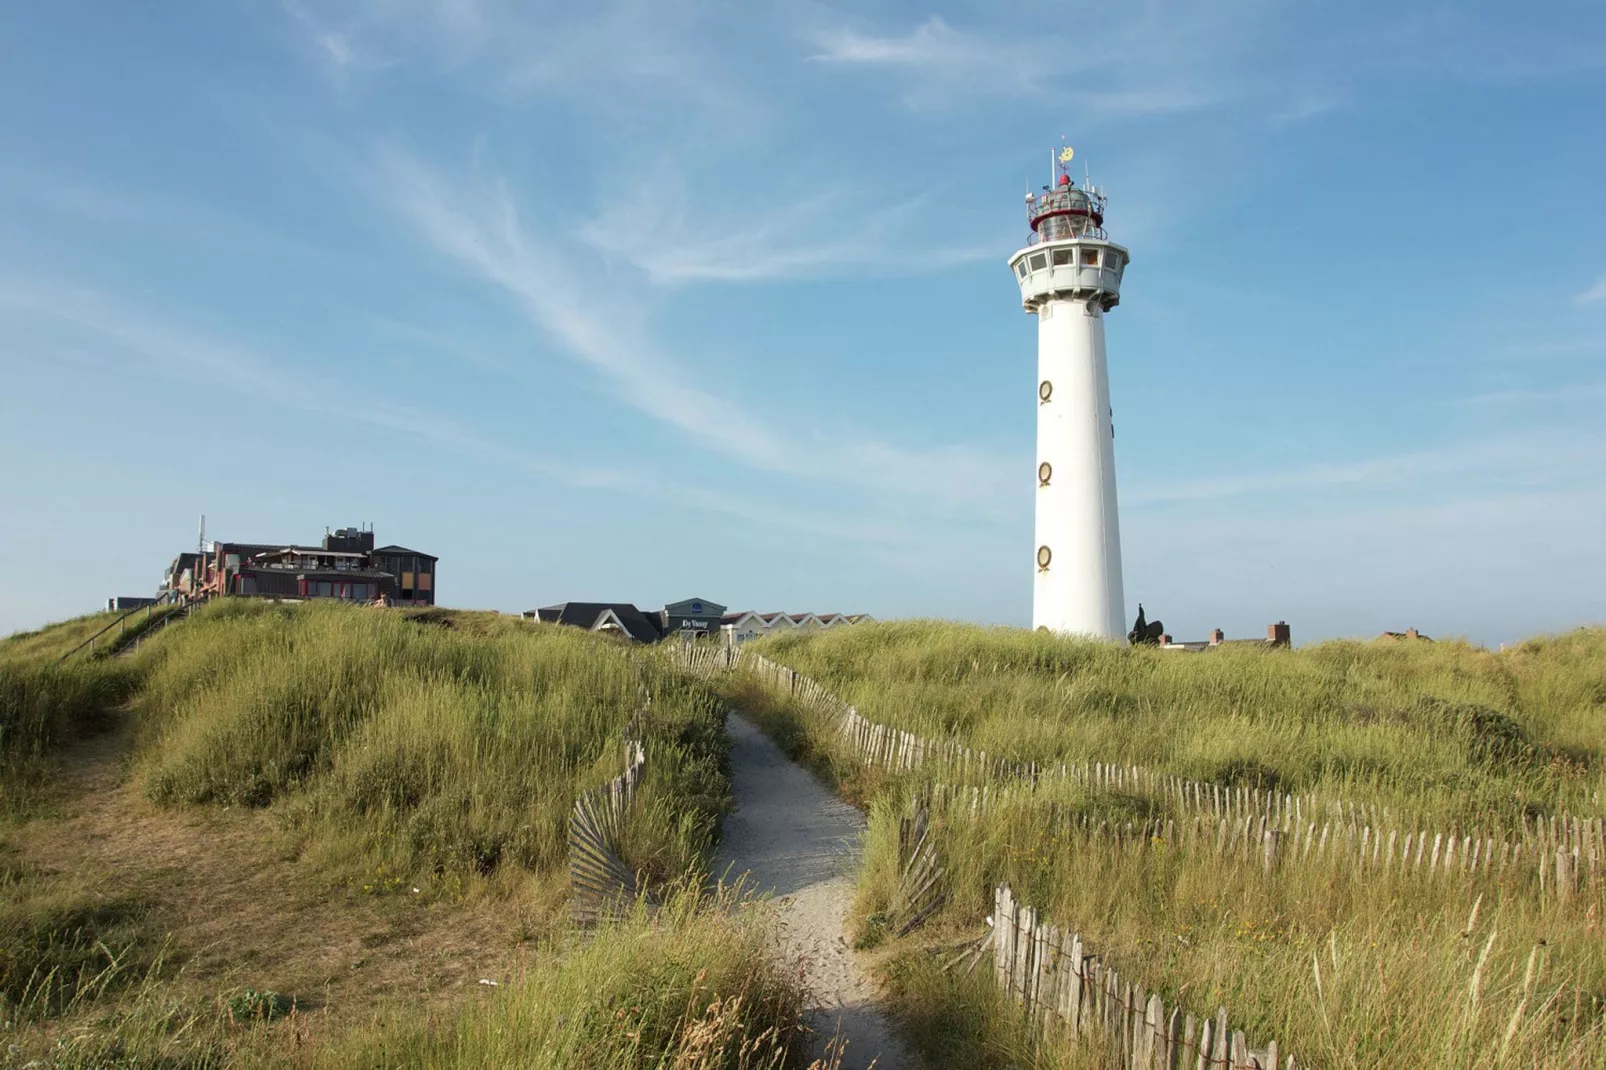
<box><xmin>1009</xmin><ymin>148</ymin><xmax>1128</xmax><ymax>639</ymax></box>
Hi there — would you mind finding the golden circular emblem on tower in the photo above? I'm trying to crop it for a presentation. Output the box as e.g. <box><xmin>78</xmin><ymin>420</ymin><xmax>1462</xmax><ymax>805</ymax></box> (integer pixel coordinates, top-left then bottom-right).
<box><xmin>1037</xmin><ymin>462</ymin><xmax>1052</xmax><ymax>486</ymax></box>
<box><xmin>1036</xmin><ymin>545</ymin><xmax>1052</xmax><ymax>569</ymax></box>
<box><xmin>1038</xmin><ymin>380</ymin><xmax>1052</xmax><ymax>402</ymax></box>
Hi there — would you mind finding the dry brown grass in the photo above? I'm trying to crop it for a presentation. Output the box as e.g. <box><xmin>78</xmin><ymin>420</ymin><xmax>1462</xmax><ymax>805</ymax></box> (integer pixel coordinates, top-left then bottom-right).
<box><xmin>2</xmin><ymin>709</ymin><xmax>558</xmax><ymax>1063</ymax></box>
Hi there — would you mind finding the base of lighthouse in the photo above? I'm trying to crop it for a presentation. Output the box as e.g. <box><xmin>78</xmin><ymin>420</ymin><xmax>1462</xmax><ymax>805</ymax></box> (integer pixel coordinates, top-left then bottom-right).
<box><xmin>1032</xmin><ymin>295</ymin><xmax>1125</xmax><ymax>639</ymax></box>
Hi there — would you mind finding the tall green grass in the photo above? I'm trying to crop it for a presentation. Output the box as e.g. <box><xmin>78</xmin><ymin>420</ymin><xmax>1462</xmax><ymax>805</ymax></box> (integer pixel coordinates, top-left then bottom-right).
<box><xmin>736</xmin><ymin>622</ymin><xmax>1606</xmax><ymax>1066</ymax></box>
<box><xmin>309</xmin><ymin>888</ymin><xmax>812</xmax><ymax>1070</ymax></box>
<box><xmin>0</xmin><ymin>611</ymin><xmax>126</xmax><ymax>663</ymax></box>
<box><xmin>757</xmin><ymin>622</ymin><xmax>1606</xmax><ymax>826</ymax></box>
<box><xmin>0</xmin><ymin>659</ymin><xmax>138</xmax><ymax>813</ymax></box>
<box><xmin>117</xmin><ymin>600</ymin><xmax>727</xmax><ymax>884</ymax></box>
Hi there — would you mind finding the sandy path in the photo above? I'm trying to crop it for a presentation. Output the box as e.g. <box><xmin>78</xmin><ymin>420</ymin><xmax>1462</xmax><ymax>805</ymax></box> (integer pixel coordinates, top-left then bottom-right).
<box><xmin>716</xmin><ymin>713</ymin><xmax>917</xmax><ymax>1070</ymax></box>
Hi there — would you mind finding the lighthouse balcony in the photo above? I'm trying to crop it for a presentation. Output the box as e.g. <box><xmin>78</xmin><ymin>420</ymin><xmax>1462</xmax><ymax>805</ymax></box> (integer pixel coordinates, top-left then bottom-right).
<box><xmin>1011</xmin><ymin>240</ymin><xmax>1128</xmax><ymax>312</ymax></box>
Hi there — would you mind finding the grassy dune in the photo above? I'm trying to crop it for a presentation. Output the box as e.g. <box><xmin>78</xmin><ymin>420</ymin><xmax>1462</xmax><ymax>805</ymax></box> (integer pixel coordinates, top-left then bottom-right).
<box><xmin>737</xmin><ymin>622</ymin><xmax>1606</xmax><ymax>1067</ymax></box>
<box><xmin>758</xmin><ymin>621</ymin><xmax>1606</xmax><ymax>826</ymax></box>
<box><xmin>0</xmin><ymin>601</ymin><xmax>819</xmax><ymax>1069</ymax></box>
<box><xmin>123</xmin><ymin>600</ymin><xmax>727</xmax><ymax>883</ymax></box>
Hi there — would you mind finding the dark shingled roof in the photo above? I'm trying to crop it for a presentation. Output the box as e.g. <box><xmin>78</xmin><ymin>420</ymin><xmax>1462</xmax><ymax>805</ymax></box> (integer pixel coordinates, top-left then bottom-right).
<box><xmin>372</xmin><ymin>545</ymin><xmax>439</xmax><ymax>560</ymax></box>
<box><xmin>533</xmin><ymin>602</ymin><xmax>664</xmax><ymax>643</ymax></box>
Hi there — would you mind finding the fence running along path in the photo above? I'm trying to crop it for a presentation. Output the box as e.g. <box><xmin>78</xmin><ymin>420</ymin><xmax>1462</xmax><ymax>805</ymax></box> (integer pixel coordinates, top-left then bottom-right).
<box><xmin>992</xmin><ymin>884</ymin><xmax>1296</xmax><ymax>1070</ymax></box>
<box><xmin>688</xmin><ymin>646</ymin><xmax>1606</xmax><ymax>905</ymax></box>
<box><xmin>567</xmin><ymin>698</ymin><xmax>653</xmax><ymax>925</ymax></box>
<box><xmin>676</xmin><ymin>643</ymin><xmax>1301</xmax><ymax>1065</ymax></box>
<box><xmin>57</xmin><ymin>597</ymin><xmax>193</xmax><ymax>662</ymax></box>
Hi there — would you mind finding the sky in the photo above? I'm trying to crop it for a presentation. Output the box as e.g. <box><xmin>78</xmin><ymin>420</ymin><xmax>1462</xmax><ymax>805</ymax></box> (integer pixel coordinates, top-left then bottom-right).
<box><xmin>1</xmin><ymin>1</ymin><xmax>1603</xmax><ymax>647</ymax></box>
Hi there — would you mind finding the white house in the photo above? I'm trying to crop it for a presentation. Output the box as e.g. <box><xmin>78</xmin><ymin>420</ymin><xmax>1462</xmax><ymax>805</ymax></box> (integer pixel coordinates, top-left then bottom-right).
<box><xmin>719</xmin><ymin>610</ymin><xmax>875</xmax><ymax>645</ymax></box>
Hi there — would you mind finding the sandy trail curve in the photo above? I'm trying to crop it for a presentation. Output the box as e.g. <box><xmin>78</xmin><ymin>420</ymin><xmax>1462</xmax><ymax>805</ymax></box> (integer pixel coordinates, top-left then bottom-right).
<box><xmin>716</xmin><ymin>712</ymin><xmax>917</xmax><ymax>1070</ymax></box>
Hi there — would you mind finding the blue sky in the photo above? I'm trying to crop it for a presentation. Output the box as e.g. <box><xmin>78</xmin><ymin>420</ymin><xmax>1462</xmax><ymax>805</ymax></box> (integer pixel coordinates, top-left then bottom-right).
<box><xmin>2</xmin><ymin>1</ymin><xmax>1603</xmax><ymax>646</ymax></box>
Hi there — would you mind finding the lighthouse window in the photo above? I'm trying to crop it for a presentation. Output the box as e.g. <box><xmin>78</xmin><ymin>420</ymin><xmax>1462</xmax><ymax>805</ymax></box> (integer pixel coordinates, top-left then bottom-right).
<box><xmin>1015</xmin><ymin>261</ymin><xmax>1027</xmax><ymax>279</ymax></box>
<box><xmin>1081</xmin><ymin>248</ymin><xmax>1100</xmax><ymax>266</ymax></box>
<box><xmin>1029</xmin><ymin>252</ymin><xmax>1047</xmax><ymax>271</ymax></box>
<box><xmin>1038</xmin><ymin>462</ymin><xmax>1052</xmax><ymax>486</ymax></box>
<box><xmin>1052</xmin><ymin>249</ymin><xmax>1073</xmax><ymax>266</ymax></box>
<box><xmin>1037</xmin><ymin>545</ymin><xmax>1052</xmax><ymax>570</ymax></box>
<box><xmin>1038</xmin><ymin>380</ymin><xmax>1053</xmax><ymax>402</ymax></box>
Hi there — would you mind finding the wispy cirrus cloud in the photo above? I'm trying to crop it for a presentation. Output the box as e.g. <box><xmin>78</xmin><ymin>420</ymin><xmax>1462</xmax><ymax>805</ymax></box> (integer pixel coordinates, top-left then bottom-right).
<box><xmin>576</xmin><ymin>166</ymin><xmax>994</xmax><ymax>284</ymax></box>
<box><xmin>1127</xmin><ymin>431</ymin><xmax>1606</xmax><ymax>507</ymax></box>
<box><xmin>809</xmin><ymin>15</ymin><xmax>985</xmax><ymax>67</ymax></box>
<box><xmin>0</xmin><ymin>277</ymin><xmax>996</xmax><ymax>556</ymax></box>
<box><xmin>374</xmin><ymin>147</ymin><xmax>1017</xmax><ymax>513</ymax></box>
<box><xmin>1576</xmin><ymin>275</ymin><xmax>1606</xmax><ymax>304</ymax></box>
<box><xmin>801</xmin><ymin>10</ymin><xmax>1230</xmax><ymax>114</ymax></box>
<box><xmin>1459</xmin><ymin>381</ymin><xmax>1606</xmax><ymax>406</ymax></box>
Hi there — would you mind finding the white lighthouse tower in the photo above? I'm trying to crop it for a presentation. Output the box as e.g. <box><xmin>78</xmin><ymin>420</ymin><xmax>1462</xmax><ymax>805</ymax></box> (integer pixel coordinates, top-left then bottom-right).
<box><xmin>1009</xmin><ymin>147</ymin><xmax>1129</xmax><ymax>639</ymax></box>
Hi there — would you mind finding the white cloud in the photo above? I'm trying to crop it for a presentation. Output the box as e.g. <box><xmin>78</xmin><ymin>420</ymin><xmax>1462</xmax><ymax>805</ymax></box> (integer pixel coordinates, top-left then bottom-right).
<box><xmin>1460</xmin><ymin>382</ymin><xmax>1606</xmax><ymax>406</ymax></box>
<box><xmin>801</xmin><ymin>9</ymin><xmax>1232</xmax><ymax>114</ymax></box>
<box><xmin>1127</xmin><ymin>432</ymin><xmax>1606</xmax><ymax>507</ymax></box>
<box><xmin>1576</xmin><ymin>275</ymin><xmax>1606</xmax><ymax>305</ymax></box>
<box><xmin>809</xmin><ymin>16</ymin><xmax>983</xmax><ymax>67</ymax></box>
<box><xmin>0</xmin><ymin>278</ymin><xmax>992</xmax><ymax>558</ymax></box>
<box><xmin>374</xmin><ymin>147</ymin><xmax>1018</xmax><ymax>514</ymax></box>
<box><xmin>576</xmin><ymin>166</ymin><xmax>994</xmax><ymax>285</ymax></box>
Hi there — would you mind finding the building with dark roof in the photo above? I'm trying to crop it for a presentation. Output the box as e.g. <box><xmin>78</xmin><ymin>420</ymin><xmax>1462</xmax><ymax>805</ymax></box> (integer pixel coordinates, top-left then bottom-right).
<box><xmin>526</xmin><ymin>597</ymin><xmax>875</xmax><ymax>644</ymax></box>
<box><xmin>531</xmin><ymin>602</ymin><xmax>666</xmax><ymax>643</ymax></box>
<box><xmin>173</xmin><ymin>525</ymin><xmax>438</xmax><ymax>606</ymax></box>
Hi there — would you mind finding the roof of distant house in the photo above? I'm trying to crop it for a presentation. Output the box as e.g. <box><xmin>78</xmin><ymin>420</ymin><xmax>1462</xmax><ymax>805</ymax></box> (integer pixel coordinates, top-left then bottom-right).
<box><xmin>534</xmin><ymin>602</ymin><xmax>664</xmax><ymax>643</ymax></box>
<box><xmin>372</xmin><ymin>545</ymin><xmax>439</xmax><ymax>560</ymax></box>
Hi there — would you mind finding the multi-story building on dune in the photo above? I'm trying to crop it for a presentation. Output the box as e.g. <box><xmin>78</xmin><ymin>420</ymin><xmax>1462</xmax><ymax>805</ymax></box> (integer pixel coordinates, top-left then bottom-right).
<box><xmin>164</xmin><ymin>525</ymin><xmax>438</xmax><ymax>606</ymax></box>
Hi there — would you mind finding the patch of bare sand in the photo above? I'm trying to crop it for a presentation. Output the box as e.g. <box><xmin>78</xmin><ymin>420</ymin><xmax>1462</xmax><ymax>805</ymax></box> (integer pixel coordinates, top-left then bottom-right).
<box><xmin>716</xmin><ymin>712</ymin><xmax>919</xmax><ymax>1070</ymax></box>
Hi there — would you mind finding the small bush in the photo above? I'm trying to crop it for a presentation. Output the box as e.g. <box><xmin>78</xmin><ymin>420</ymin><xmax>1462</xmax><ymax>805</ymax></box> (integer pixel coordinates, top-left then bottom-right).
<box><xmin>224</xmin><ymin>987</ymin><xmax>294</xmax><ymax>1023</ymax></box>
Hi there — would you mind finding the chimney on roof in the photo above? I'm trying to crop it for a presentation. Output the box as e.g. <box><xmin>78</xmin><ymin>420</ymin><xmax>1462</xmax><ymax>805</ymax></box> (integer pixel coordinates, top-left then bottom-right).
<box><xmin>1267</xmin><ymin>621</ymin><xmax>1291</xmax><ymax>647</ymax></box>
<box><xmin>1209</xmin><ymin>628</ymin><xmax>1224</xmax><ymax>646</ymax></box>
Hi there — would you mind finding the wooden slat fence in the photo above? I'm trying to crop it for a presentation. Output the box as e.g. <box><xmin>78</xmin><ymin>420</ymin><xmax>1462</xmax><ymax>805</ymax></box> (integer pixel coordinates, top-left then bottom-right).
<box><xmin>722</xmin><ymin>651</ymin><xmax>1604</xmax><ymax>904</ymax></box>
<box><xmin>568</xmin><ymin>704</ymin><xmax>652</xmax><ymax>925</ymax></box>
<box><xmin>993</xmin><ymin>885</ymin><xmax>1296</xmax><ymax>1069</ymax></box>
<box><xmin>914</xmin><ymin>781</ymin><xmax>1601</xmax><ymax>903</ymax></box>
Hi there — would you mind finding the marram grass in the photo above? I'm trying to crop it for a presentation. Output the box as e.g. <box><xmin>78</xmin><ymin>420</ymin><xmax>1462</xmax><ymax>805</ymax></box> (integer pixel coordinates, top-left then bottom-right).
<box><xmin>738</xmin><ymin>621</ymin><xmax>1606</xmax><ymax>1067</ymax></box>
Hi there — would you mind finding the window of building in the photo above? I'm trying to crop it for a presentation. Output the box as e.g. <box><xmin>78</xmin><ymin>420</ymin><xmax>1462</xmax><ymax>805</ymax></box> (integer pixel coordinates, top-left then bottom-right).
<box><xmin>1038</xmin><ymin>461</ymin><xmax>1052</xmax><ymax>486</ymax></box>
<box><xmin>1081</xmin><ymin>248</ymin><xmax>1100</xmax><ymax>266</ymax></box>
<box><xmin>1052</xmin><ymin>249</ymin><xmax>1073</xmax><ymax>266</ymax></box>
<box><xmin>1015</xmin><ymin>261</ymin><xmax>1027</xmax><ymax>278</ymax></box>
<box><xmin>417</xmin><ymin>572</ymin><xmax>432</xmax><ymax>591</ymax></box>
<box><xmin>1037</xmin><ymin>545</ymin><xmax>1052</xmax><ymax>570</ymax></box>
<box><xmin>1038</xmin><ymin>380</ymin><xmax>1053</xmax><ymax>403</ymax></box>
<box><xmin>316</xmin><ymin>581</ymin><xmax>333</xmax><ymax>597</ymax></box>
<box><xmin>401</xmin><ymin>571</ymin><xmax>414</xmax><ymax>589</ymax></box>
<box><xmin>1028</xmin><ymin>252</ymin><xmax>1047</xmax><ymax>271</ymax></box>
<box><xmin>353</xmin><ymin>583</ymin><xmax>369</xmax><ymax>601</ymax></box>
